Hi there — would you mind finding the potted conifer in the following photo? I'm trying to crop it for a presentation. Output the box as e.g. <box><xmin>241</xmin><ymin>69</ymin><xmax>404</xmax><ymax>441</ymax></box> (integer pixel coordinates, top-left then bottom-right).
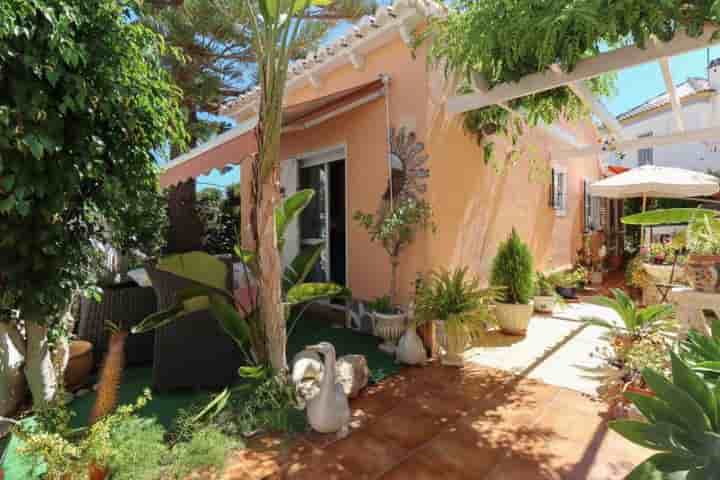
<box><xmin>490</xmin><ymin>229</ymin><xmax>535</xmax><ymax>335</ymax></box>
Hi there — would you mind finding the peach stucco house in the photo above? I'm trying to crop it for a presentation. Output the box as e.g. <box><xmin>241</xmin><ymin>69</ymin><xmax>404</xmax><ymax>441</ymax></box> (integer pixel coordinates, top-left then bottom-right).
<box><xmin>160</xmin><ymin>0</ymin><xmax>602</xmax><ymax>304</ymax></box>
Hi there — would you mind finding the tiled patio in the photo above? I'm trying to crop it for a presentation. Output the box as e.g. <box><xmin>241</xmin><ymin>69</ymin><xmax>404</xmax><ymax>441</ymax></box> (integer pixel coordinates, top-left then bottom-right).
<box><xmin>222</xmin><ymin>363</ymin><xmax>649</xmax><ymax>479</ymax></box>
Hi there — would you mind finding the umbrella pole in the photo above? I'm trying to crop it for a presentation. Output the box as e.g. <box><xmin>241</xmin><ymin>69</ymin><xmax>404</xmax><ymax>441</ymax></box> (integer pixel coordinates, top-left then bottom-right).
<box><xmin>641</xmin><ymin>194</ymin><xmax>647</xmax><ymax>246</ymax></box>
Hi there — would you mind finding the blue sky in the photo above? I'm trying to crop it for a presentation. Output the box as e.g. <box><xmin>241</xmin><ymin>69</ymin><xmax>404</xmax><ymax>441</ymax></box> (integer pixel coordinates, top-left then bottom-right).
<box><xmin>197</xmin><ymin>39</ymin><xmax>720</xmax><ymax>191</ymax></box>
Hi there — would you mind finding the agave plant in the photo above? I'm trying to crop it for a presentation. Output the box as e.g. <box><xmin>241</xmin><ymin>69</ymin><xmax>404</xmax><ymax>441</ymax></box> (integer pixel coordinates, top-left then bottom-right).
<box><xmin>610</xmin><ymin>352</ymin><xmax>720</xmax><ymax>478</ymax></box>
<box><xmin>133</xmin><ymin>189</ymin><xmax>349</xmax><ymax>365</ymax></box>
<box><xmin>680</xmin><ymin>319</ymin><xmax>720</xmax><ymax>384</ymax></box>
<box><xmin>584</xmin><ymin>288</ymin><xmax>674</xmax><ymax>339</ymax></box>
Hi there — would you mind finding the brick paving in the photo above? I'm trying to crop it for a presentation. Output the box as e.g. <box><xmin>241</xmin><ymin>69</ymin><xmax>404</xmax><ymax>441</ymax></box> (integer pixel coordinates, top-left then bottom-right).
<box><xmin>221</xmin><ymin>363</ymin><xmax>649</xmax><ymax>480</ymax></box>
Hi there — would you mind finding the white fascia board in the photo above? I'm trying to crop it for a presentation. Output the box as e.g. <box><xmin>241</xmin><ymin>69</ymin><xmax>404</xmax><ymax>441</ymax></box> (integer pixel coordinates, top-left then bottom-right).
<box><xmin>658</xmin><ymin>57</ymin><xmax>685</xmax><ymax>132</ymax></box>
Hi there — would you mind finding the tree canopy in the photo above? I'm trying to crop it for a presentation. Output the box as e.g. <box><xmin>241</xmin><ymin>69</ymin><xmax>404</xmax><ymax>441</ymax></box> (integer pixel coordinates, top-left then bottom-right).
<box><xmin>0</xmin><ymin>0</ymin><xmax>186</xmax><ymax>321</ymax></box>
<box><xmin>429</xmin><ymin>0</ymin><xmax>720</xmax><ymax>161</ymax></box>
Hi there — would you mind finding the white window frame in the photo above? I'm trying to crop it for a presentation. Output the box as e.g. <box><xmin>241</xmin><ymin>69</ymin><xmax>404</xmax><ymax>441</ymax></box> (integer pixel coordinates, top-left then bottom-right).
<box><xmin>637</xmin><ymin>132</ymin><xmax>654</xmax><ymax>166</ymax></box>
<box><xmin>552</xmin><ymin>165</ymin><xmax>568</xmax><ymax>217</ymax></box>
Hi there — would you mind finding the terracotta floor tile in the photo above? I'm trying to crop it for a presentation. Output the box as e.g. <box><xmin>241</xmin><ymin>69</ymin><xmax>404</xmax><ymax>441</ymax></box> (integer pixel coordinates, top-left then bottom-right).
<box><xmin>368</xmin><ymin>404</ymin><xmax>453</xmax><ymax>451</ymax></box>
<box><xmin>532</xmin><ymin>404</ymin><xmax>605</xmax><ymax>444</ymax></box>
<box><xmin>322</xmin><ymin>429</ymin><xmax>410</xmax><ymax>478</ymax></box>
<box><xmin>272</xmin><ymin>450</ymin><xmax>355</xmax><ymax>480</ymax></box>
<box><xmin>485</xmin><ymin>454</ymin><xmax>566</xmax><ymax>480</ymax></box>
<box><xmin>407</xmin><ymin>423</ymin><xmax>507</xmax><ymax>477</ymax></box>
<box><xmin>379</xmin><ymin>456</ymin><xmax>469</xmax><ymax>480</ymax></box>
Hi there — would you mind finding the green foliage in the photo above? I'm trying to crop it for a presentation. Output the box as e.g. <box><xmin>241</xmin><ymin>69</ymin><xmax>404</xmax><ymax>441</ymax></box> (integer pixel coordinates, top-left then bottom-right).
<box><xmin>426</xmin><ymin>0</ymin><xmax>720</xmax><ymax>164</ymax></box>
<box><xmin>0</xmin><ymin>0</ymin><xmax>186</xmax><ymax>322</ymax></box>
<box><xmin>276</xmin><ymin>189</ymin><xmax>314</xmax><ymax>253</ymax></box>
<box><xmin>354</xmin><ymin>197</ymin><xmax>435</xmax><ymax>301</ymax></box>
<box><xmin>585</xmin><ymin>289</ymin><xmax>675</xmax><ymax>337</ymax></box>
<box><xmin>415</xmin><ymin>267</ymin><xmax>501</xmax><ymax>342</ymax></box>
<box><xmin>550</xmin><ymin>265</ymin><xmax>588</xmax><ymax>288</ymax></box>
<box><xmin>490</xmin><ymin>229</ymin><xmax>534</xmax><ymax>304</ymax></box>
<box><xmin>535</xmin><ymin>271</ymin><xmax>557</xmax><ymax>296</ymax></box>
<box><xmin>367</xmin><ymin>295</ymin><xmax>396</xmax><ymax>314</ymax></box>
<box><xmin>16</xmin><ymin>389</ymin><xmax>240</xmax><ymax>479</ymax></box>
<box><xmin>686</xmin><ymin>214</ymin><xmax>720</xmax><ymax>255</ymax></box>
<box><xmin>626</xmin><ymin>255</ymin><xmax>651</xmax><ymax>289</ymax></box>
<box><xmin>354</xmin><ymin>198</ymin><xmax>435</xmax><ymax>259</ymax></box>
<box><xmin>621</xmin><ymin>209</ymin><xmax>719</xmax><ymax>226</ymax></box>
<box><xmin>196</xmin><ymin>186</ymin><xmax>240</xmax><ymax>255</ymax></box>
<box><xmin>680</xmin><ymin>319</ymin><xmax>720</xmax><ymax>383</ymax></box>
<box><xmin>610</xmin><ymin>352</ymin><xmax>720</xmax><ymax>478</ymax></box>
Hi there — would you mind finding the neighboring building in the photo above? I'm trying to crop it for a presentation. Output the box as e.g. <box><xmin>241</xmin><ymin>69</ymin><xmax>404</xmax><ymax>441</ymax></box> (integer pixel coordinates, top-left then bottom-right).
<box><xmin>160</xmin><ymin>0</ymin><xmax>602</xmax><ymax>303</ymax></box>
<box><xmin>606</xmin><ymin>59</ymin><xmax>720</xmax><ymax>172</ymax></box>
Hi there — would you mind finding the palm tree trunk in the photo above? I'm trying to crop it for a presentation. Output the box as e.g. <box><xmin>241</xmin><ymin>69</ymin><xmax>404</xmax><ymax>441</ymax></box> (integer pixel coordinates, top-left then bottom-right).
<box><xmin>256</xmin><ymin>170</ymin><xmax>286</xmax><ymax>371</ymax></box>
<box><xmin>390</xmin><ymin>257</ymin><xmax>399</xmax><ymax>305</ymax></box>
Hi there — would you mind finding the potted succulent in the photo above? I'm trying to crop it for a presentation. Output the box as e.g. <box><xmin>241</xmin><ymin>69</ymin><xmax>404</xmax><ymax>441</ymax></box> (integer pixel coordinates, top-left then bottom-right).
<box><xmin>685</xmin><ymin>215</ymin><xmax>720</xmax><ymax>293</ymax></box>
<box><xmin>490</xmin><ymin>229</ymin><xmax>535</xmax><ymax>335</ymax></box>
<box><xmin>415</xmin><ymin>268</ymin><xmax>500</xmax><ymax>366</ymax></box>
<box><xmin>533</xmin><ymin>272</ymin><xmax>557</xmax><ymax>314</ymax></box>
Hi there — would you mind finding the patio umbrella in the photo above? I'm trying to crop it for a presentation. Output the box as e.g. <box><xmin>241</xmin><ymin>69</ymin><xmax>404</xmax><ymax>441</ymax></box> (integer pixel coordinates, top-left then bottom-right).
<box><xmin>589</xmin><ymin>166</ymin><xmax>720</xmax><ymax>244</ymax></box>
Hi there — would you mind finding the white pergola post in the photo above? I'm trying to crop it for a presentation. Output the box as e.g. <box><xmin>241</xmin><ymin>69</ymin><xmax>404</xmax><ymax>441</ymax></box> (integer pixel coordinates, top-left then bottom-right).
<box><xmin>658</xmin><ymin>57</ymin><xmax>685</xmax><ymax>132</ymax></box>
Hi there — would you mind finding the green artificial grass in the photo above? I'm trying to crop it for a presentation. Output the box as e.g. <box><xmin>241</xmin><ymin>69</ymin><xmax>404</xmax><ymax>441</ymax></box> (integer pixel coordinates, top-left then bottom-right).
<box><xmin>2</xmin><ymin>314</ymin><xmax>399</xmax><ymax>477</ymax></box>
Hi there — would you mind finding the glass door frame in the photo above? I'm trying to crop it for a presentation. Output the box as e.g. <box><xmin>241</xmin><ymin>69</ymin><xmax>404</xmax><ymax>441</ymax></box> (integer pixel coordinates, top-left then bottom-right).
<box><xmin>296</xmin><ymin>145</ymin><xmax>347</xmax><ymax>285</ymax></box>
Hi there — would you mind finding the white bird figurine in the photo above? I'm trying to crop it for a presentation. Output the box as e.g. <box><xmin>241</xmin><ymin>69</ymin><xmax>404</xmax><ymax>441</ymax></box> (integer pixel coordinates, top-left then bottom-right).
<box><xmin>303</xmin><ymin>342</ymin><xmax>351</xmax><ymax>436</ymax></box>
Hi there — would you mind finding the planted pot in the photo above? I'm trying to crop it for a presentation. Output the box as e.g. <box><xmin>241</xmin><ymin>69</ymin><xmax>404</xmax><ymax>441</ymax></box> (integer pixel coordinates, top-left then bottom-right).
<box><xmin>89</xmin><ymin>464</ymin><xmax>109</xmax><ymax>480</ymax></box>
<box><xmin>624</xmin><ymin>383</ymin><xmax>654</xmax><ymax>400</ymax></box>
<box><xmin>533</xmin><ymin>295</ymin><xmax>556</xmax><ymax>314</ymax></box>
<box><xmin>495</xmin><ymin>302</ymin><xmax>533</xmax><ymax>336</ymax></box>
<box><xmin>64</xmin><ymin>340</ymin><xmax>94</xmax><ymax>391</ymax></box>
<box><xmin>556</xmin><ymin>286</ymin><xmax>577</xmax><ymax>299</ymax></box>
<box><xmin>396</xmin><ymin>327</ymin><xmax>427</xmax><ymax>365</ymax></box>
<box><xmin>435</xmin><ymin>321</ymin><xmax>468</xmax><ymax>367</ymax></box>
<box><xmin>686</xmin><ymin>254</ymin><xmax>720</xmax><ymax>293</ymax></box>
<box><xmin>373</xmin><ymin>311</ymin><xmax>406</xmax><ymax>354</ymax></box>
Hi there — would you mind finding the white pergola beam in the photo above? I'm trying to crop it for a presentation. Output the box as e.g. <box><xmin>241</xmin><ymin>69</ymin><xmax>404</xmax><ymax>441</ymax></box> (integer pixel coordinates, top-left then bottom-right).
<box><xmin>447</xmin><ymin>26</ymin><xmax>720</xmax><ymax>114</ymax></box>
<box><xmin>658</xmin><ymin>57</ymin><xmax>685</xmax><ymax>132</ymax></box>
<box><xmin>553</xmin><ymin>125</ymin><xmax>720</xmax><ymax>161</ymax></box>
<box><xmin>560</xmin><ymin>75</ymin><xmax>628</xmax><ymax>140</ymax></box>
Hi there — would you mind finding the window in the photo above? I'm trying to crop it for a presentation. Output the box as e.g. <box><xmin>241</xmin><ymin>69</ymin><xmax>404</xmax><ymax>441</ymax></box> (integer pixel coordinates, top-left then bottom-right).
<box><xmin>550</xmin><ymin>167</ymin><xmax>567</xmax><ymax>216</ymax></box>
<box><xmin>584</xmin><ymin>179</ymin><xmax>604</xmax><ymax>232</ymax></box>
<box><xmin>638</xmin><ymin>132</ymin><xmax>654</xmax><ymax>166</ymax></box>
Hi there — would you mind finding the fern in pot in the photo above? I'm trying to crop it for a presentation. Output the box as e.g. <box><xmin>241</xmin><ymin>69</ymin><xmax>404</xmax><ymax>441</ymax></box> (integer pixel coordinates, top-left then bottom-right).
<box><xmin>490</xmin><ymin>229</ymin><xmax>535</xmax><ymax>335</ymax></box>
<box><xmin>415</xmin><ymin>268</ymin><xmax>500</xmax><ymax>367</ymax></box>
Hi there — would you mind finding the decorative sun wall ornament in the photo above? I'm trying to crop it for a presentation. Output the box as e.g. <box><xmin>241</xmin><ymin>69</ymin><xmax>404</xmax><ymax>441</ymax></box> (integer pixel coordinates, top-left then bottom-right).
<box><xmin>384</xmin><ymin>127</ymin><xmax>430</xmax><ymax>202</ymax></box>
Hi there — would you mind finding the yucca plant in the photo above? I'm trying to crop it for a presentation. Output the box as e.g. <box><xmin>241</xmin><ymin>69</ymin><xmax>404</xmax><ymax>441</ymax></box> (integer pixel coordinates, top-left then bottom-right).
<box><xmin>585</xmin><ymin>288</ymin><xmax>675</xmax><ymax>339</ymax></box>
<box><xmin>680</xmin><ymin>319</ymin><xmax>720</xmax><ymax>384</ymax></box>
<box><xmin>610</xmin><ymin>352</ymin><xmax>720</xmax><ymax>478</ymax></box>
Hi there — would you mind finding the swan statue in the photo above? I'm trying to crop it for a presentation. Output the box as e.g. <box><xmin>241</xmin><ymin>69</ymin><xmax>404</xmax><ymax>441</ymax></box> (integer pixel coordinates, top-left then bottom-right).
<box><xmin>303</xmin><ymin>342</ymin><xmax>351</xmax><ymax>436</ymax></box>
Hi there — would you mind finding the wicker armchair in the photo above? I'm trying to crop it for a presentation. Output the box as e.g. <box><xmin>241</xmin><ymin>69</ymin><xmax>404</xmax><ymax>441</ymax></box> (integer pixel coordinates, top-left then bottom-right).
<box><xmin>145</xmin><ymin>258</ymin><xmax>243</xmax><ymax>391</ymax></box>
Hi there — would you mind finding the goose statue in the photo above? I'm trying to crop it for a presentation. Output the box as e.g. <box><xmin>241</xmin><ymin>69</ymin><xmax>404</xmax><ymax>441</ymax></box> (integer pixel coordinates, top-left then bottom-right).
<box><xmin>303</xmin><ymin>342</ymin><xmax>351</xmax><ymax>436</ymax></box>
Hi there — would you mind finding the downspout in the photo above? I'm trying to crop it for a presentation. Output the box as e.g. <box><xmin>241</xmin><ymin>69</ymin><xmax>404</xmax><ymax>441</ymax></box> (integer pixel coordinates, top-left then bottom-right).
<box><xmin>381</xmin><ymin>73</ymin><xmax>393</xmax><ymax>210</ymax></box>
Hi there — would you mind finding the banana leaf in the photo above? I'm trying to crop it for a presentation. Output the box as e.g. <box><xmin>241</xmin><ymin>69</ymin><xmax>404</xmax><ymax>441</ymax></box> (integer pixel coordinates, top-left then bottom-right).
<box><xmin>285</xmin><ymin>282</ymin><xmax>349</xmax><ymax>305</ymax></box>
<box><xmin>276</xmin><ymin>189</ymin><xmax>314</xmax><ymax>252</ymax></box>
<box><xmin>282</xmin><ymin>243</ymin><xmax>324</xmax><ymax>293</ymax></box>
<box><xmin>157</xmin><ymin>251</ymin><xmax>229</xmax><ymax>291</ymax></box>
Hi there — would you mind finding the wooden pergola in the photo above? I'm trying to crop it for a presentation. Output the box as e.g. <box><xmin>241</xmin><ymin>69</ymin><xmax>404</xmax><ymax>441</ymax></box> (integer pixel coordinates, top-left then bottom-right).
<box><xmin>445</xmin><ymin>26</ymin><xmax>720</xmax><ymax>161</ymax></box>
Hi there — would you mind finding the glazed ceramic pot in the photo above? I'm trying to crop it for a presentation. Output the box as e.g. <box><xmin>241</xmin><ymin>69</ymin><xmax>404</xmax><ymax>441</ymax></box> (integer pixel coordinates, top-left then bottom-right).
<box><xmin>495</xmin><ymin>302</ymin><xmax>533</xmax><ymax>336</ymax></box>
<box><xmin>686</xmin><ymin>254</ymin><xmax>720</xmax><ymax>293</ymax></box>
<box><xmin>556</xmin><ymin>286</ymin><xmax>577</xmax><ymax>299</ymax></box>
<box><xmin>533</xmin><ymin>296</ymin><xmax>556</xmax><ymax>314</ymax></box>
<box><xmin>396</xmin><ymin>327</ymin><xmax>427</xmax><ymax>365</ymax></box>
<box><xmin>373</xmin><ymin>311</ymin><xmax>406</xmax><ymax>354</ymax></box>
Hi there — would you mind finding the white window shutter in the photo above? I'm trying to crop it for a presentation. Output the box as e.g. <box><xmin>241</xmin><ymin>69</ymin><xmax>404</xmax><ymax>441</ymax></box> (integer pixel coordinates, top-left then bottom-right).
<box><xmin>280</xmin><ymin>158</ymin><xmax>299</xmax><ymax>267</ymax></box>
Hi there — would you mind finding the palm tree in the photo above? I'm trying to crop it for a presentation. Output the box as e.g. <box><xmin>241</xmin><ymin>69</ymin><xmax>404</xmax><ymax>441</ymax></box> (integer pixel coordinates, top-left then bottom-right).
<box><xmin>215</xmin><ymin>0</ymin><xmax>375</xmax><ymax>369</ymax></box>
<box><xmin>585</xmin><ymin>288</ymin><xmax>674</xmax><ymax>338</ymax></box>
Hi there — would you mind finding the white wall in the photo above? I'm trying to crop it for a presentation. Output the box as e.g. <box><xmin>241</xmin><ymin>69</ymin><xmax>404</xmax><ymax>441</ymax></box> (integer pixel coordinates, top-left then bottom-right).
<box><xmin>604</xmin><ymin>99</ymin><xmax>720</xmax><ymax>173</ymax></box>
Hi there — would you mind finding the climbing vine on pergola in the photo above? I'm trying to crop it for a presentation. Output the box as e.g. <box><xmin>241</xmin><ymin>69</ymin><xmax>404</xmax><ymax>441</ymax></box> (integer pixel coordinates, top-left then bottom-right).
<box><xmin>429</xmin><ymin>0</ymin><xmax>720</xmax><ymax>163</ymax></box>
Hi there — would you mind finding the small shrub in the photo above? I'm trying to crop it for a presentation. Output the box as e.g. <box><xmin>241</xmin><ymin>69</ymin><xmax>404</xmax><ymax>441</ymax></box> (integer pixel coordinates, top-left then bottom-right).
<box><xmin>169</xmin><ymin>426</ymin><xmax>240</xmax><ymax>478</ymax></box>
<box><xmin>490</xmin><ymin>229</ymin><xmax>534</xmax><ymax>304</ymax></box>
<box><xmin>105</xmin><ymin>416</ymin><xmax>168</xmax><ymax>480</ymax></box>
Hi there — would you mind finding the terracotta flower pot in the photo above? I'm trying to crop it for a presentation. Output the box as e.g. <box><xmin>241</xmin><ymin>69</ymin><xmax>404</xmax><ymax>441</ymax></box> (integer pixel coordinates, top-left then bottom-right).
<box><xmin>625</xmin><ymin>383</ymin><xmax>654</xmax><ymax>399</ymax></box>
<box><xmin>686</xmin><ymin>254</ymin><xmax>720</xmax><ymax>293</ymax></box>
<box><xmin>88</xmin><ymin>464</ymin><xmax>109</xmax><ymax>480</ymax></box>
<box><xmin>64</xmin><ymin>340</ymin><xmax>94</xmax><ymax>391</ymax></box>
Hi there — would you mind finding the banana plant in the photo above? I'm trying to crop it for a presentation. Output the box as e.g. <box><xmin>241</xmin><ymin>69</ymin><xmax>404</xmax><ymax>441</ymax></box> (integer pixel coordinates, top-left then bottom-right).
<box><xmin>133</xmin><ymin>189</ymin><xmax>350</xmax><ymax>365</ymax></box>
<box><xmin>610</xmin><ymin>352</ymin><xmax>720</xmax><ymax>479</ymax></box>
